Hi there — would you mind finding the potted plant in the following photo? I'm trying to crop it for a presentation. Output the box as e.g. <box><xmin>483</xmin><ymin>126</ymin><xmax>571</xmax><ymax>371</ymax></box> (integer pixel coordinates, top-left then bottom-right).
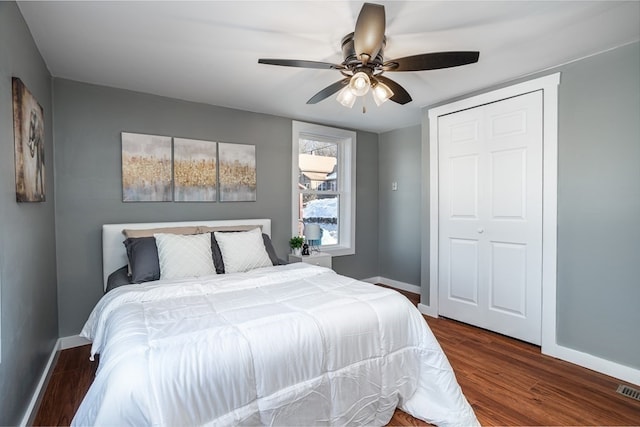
<box><xmin>289</xmin><ymin>236</ymin><xmax>305</xmax><ymax>256</ymax></box>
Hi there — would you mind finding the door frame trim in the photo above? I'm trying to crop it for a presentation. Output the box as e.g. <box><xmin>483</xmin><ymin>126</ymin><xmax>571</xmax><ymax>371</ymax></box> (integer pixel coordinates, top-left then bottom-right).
<box><xmin>425</xmin><ymin>72</ymin><xmax>560</xmax><ymax>351</ymax></box>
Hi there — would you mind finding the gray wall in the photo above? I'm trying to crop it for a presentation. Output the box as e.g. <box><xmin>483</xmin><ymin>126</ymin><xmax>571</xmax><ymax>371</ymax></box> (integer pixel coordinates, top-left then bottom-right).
<box><xmin>420</xmin><ymin>41</ymin><xmax>640</xmax><ymax>369</ymax></box>
<box><xmin>555</xmin><ymin>42</ymin><xmax>639</xmax><ymax>368</ymax></box>
<box><xmin>0</xmin><ymin>2</ymin><xmax>58</xmax><ymax>424</ymax></box>
<box><xmin>53</xmin><ymin>78</ymin><xmax>379</xmax><ymax>336</ymax></box>
<box><xmin>332</xmin><ymin>131</ymin><xmax>380</xmax><ymax>280</ymax></box>
<box><xmin>378</xmin><ymin>126</ymin><xmax>421</xmax><ymax>285</ymax></box>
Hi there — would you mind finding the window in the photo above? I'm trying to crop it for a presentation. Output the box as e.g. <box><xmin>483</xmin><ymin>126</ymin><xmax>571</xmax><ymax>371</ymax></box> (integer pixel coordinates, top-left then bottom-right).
<box><xmin>292</xmin><ymin>121</ymin><xmax>356</xmax><ymax>256</ymax></box>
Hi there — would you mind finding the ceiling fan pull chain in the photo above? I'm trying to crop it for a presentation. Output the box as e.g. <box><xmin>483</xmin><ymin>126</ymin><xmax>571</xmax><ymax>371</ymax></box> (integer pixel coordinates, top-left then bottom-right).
<box><xmin>362</xmin><ymin>97</ymin><xmax>367</xmax><ymax>114</ymax></box>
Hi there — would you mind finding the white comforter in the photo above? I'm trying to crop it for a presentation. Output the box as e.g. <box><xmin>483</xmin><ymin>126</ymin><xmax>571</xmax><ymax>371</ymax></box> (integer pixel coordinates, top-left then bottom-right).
<box><xmin>73</xmin><ymin>263</ymin><xmax>477</xmax><ymax>426</ymax></box>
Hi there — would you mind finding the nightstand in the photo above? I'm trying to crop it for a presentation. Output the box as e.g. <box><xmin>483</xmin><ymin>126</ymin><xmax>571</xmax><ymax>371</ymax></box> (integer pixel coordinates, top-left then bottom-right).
<box><xmin>288</xmin><ymin>252</ymin><xmax>332</xmax><ymax>269</ymax></box>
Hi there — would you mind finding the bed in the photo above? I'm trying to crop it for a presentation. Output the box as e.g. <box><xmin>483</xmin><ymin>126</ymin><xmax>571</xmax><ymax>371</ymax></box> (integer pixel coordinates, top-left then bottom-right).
<box><xmin>72</xmin><ymin>219</ymin><xmax>477</xmax><ymax>426</ymax></box>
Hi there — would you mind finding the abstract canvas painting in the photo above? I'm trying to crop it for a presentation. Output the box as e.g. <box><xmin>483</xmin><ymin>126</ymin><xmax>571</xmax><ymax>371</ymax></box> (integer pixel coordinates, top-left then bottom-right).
<box><xmin>219</xmin><ymin>142</ymin><xmax>256</xmax><ymax>202</ymax></box>
<box><xmin>13</xmin><ymin>77</ymin><xmax>45</xmax><ymax>202</ymax></box>
<box><xmin>121</xmin><ymin>132</ymin><xmax>172</xmax><ymax>202</ymax></box>
<box><xmin>174</xmin><ymin>138</ymin><xmax>217</xmax><ymax>202</ymax></box>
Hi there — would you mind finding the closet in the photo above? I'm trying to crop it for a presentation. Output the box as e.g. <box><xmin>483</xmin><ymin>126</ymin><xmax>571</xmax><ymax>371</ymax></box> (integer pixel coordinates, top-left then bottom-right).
<box><xmin>427</xmin><ymin>74</ymin><xmax>560</xmax><ymax>345</ymax></box>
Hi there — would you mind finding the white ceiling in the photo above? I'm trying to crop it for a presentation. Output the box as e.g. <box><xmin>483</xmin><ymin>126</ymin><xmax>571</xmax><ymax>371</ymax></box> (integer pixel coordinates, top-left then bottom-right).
<box><xmin>17</xmin><ymin>1</ymin><xmax>640</xmax><ymax>134</ymax></box>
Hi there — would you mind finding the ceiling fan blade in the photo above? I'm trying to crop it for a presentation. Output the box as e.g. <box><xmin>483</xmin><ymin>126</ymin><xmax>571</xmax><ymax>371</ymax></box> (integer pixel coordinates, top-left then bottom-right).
<box><xmin>353</xmin><ymin>3</ymin><xmax>385</xmax><ymax>64</ymax></box>
<box><xmin>307</xmin><ymin>78</ymin><xmax>350</xmax><ymax>104</ymax></box>
<box><xmin>383</xmin><ymin>51</ymin><xmax>480</xmax><ymax>72</ymax></box>
<box><xmin>376</xmin><ymin>75</ymin><xmax>412</xmax><ymax>105</ymax></box>
<box><xmin>258</xmin><ymin>59</ymin><xmax>344</xmax><ymax>70</ymax></box>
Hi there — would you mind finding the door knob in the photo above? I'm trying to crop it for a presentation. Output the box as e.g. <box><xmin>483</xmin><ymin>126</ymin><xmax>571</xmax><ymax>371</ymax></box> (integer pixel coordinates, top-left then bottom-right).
<box><xmin>477</xmin><ymin>228</ymin><xmax>484</xmax><ymax>234</ymax></box>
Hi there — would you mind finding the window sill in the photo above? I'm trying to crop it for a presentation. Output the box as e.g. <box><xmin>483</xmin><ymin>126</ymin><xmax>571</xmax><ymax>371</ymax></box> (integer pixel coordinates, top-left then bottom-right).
<box><xmin>317</xmin><ymin>245</ymin><xmax>354</xmax><ymax>257</ymax></box>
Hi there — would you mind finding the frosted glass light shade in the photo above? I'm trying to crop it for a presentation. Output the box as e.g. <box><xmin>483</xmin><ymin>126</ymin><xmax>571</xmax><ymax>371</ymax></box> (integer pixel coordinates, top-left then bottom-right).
<box><xmin>372</xmin><ymin>81</ymin><xmax>394</xmax><ymax>106</ymax></box>
<box><xmin>349</xmin><ymin>72</ymin><xmax>370</xmax><ymax>96</ymax></box>
<box><xmin>336</xmin><ymin>86</ymin><xmax>356</xmax><ymax>108</ymax></box>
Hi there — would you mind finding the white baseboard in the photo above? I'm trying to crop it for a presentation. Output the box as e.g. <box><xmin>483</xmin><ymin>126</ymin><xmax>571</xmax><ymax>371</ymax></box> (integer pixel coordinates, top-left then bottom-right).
<box><xmin>544</xmin><ymin>342</ymin><xmax>640</xmax><ymax>387</ymax></box>
<box><xmin>20</xmin><ymin>335</ymin><xmax>91</xmax><ymax>426</ymax></box>
<box><xmin>412</xmin><ymin>298</ymin><xmax>639</xmax><ymax>385</ymax></box>
<box><xmin>59</xmin><ymin>334</ymin><xmax>91</xmax><ymax>350</ymax></box>
<box><xmin>19</xmin><ymin>339</ymin><xmax>60</xmax><ymax>427</ymax></box>
<box><xmin>364</xmin><ymin>278</ymin><xmax>440</xmax><ymax>318</ymax></box>
<box><xmin>418</xmin><ymin>303</ymin><xmax>438</xmax><ymax>318</ymax></box>
<box><xmin>362</xmin><ymin>276</ymin><xmax>422</xmax><ymax>295</ymax></box>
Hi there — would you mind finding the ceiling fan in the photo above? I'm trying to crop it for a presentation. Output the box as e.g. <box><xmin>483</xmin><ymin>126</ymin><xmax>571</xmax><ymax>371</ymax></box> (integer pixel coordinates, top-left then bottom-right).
<box><xmin>258</xmin><ymin>3</ymin><xmax>479</xmax><ymax>109</ymax></box>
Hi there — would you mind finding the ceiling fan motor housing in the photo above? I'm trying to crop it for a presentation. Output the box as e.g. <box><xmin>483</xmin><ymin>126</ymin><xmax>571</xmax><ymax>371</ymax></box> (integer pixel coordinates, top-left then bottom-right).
<box><xmin>341</xmin><ymin>32</ymin><xmax>385</xmax><ymax>74</ymax></box>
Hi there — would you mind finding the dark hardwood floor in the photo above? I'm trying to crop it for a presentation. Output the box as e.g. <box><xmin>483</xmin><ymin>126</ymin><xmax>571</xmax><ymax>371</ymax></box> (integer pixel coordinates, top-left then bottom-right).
<box><xmin>32</xmin><ymin>346</ymin><xmax>98</xmax><ymax>426</ymax></box>
<box><xmin>33</xmin><ymin>286</ymin><xmax>640</xmax><ymax>426</ymax></box>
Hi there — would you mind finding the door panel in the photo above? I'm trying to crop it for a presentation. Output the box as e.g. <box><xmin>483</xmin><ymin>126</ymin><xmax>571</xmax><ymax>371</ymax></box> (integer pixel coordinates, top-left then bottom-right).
<box><xmin>489</xmin><ymin>241</ymin><xmax>526</xmax><ymax>316</ymax></box>
<box><xmin>490</xmin><ymin>148</ymin><xmax>526</xmax><ymax>219</ymax></box>
<box><xmin>449</xmin><ymin>155</ymin><xmax>479</xmax><ymax>219</ymax></box>
<box><xmin>490</xmin><ymin>109</ymin><xmax>527</xmax><ymax>138</ymax></box>
<box><xmin>438</xmin><ymin>91</ymin><xmax>543</xmax><ymax>345</ymax></box>
<box><xmin>448</xmin><ymin>238</ymin><xmax>479</xmax><ymax>305</ymax></box>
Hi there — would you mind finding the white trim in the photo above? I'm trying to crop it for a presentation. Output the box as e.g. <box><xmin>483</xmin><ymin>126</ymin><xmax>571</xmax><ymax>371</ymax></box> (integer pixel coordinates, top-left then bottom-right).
<box><xmin>362</xmin><ymin>276</ymin><xmax>421</xmax><ymax>295</ymax></box>
<box><xmin>540</xmin><ymin>79</ymin><xmax>560</xmax><ymax>353</ymax></box>
<box><xmin>19</xmin><ymin>339</ymin><xmax>60</xmax><ymax>427</ymax></box>
<box><xmin>418</xmin><ymin>303</ymin><xmax>438</xmax><ymax>318</ymax></box>
<box><xmin>291</xmin><ymin>121</ymin><xmax>356</xmax><ymax>256</ymax></box>
<box><xmin>427</xmin><ymin>73</ymin><xmax>561</xmax><ymax>119</ymax></box>
<box><xmin>427</xmin><ymin>73</ymin><xmax>560</xmax><ymax>350</ymax></box>
<box><xmin>544</xmin><ymin>343</ymin><xmax>640</xmax><ymax>387</ymax></box>
<box><xmin>59</xmin><ymin>334</ymin><xmax>91</xmax><ymax>350</ymax></box>
<box><xmin>427</xmin><ymin>104</ymin><xmax>440</xmax><ymax>316</ymax></box>
<box><xmin>363</xmin><ymin>277</ymin><xmax>440</xmax><ymax>318</ymax></box>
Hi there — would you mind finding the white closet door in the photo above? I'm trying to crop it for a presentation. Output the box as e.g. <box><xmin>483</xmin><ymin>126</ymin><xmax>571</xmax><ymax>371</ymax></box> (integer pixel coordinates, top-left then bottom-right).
<box><xmin>438</xmin><ymin>91</ymin><xmax>543</xmax><ymax>345</ymax></box>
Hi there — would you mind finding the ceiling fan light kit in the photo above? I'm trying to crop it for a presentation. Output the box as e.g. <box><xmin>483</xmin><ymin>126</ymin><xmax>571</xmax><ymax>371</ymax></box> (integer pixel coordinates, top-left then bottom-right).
<box><xmin>371</xmin><ymin>80</ymin><xmax>394</xmax><ymax>106</ymax></box>
<box><xmin>336</xmin><ymin>86</ymin><xmax>357</xmax><ymax>108</ymax></box>
<box><xmin>258</xmin><ymin>2</ymin><xmax>480</xmax><ymax>111</ymax></box>
<box><xmin>348</xmin><ymin>71</ymin><xmax>371</xmax><ymax>96</ymax></box>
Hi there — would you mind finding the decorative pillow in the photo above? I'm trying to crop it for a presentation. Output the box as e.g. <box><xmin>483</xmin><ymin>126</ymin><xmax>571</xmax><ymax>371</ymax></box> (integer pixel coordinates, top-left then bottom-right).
<box><xmin>261</xmin><ymin>234</ymin><xmax>280</xmax><ymax>266</ymax></box>
<box><xmin>211</xmin><ymin>232</ymin><xmax>279</xmax><ymax>273</ymax></box>
<box><xmin>122</xmin><ymin>226</ymin><xmax>199</xmax><ymax>239</ymax></box>
<box><xmin>154</xmin><ymin>232</ymin><xmax>216</xmax><ymax>280</ymax></box>
<box><xmin>210</xmin><ymin>234</ymin><xmax>226</xmax><ymax>274</ymax></box>
<box><xmin>106</xmin><ymin>265</ymin><xmax>133</xmax><ymax>293</ymax></box>
<box><xmin>213</xmin><ymin>228</ymin><xmax>273</xmax><ymax>273</ymax></box>
<box><xmin>124</xmin><ymin>237</ymin><xmax>161</xmax><ymax>283</ymax></box>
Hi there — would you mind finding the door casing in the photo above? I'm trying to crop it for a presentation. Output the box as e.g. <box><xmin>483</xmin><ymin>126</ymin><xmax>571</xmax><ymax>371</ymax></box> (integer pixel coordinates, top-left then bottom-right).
<box><xmin>425</xmin><ymin>73</ymin><xmax>560</xmax><ymax>354</ymax></box>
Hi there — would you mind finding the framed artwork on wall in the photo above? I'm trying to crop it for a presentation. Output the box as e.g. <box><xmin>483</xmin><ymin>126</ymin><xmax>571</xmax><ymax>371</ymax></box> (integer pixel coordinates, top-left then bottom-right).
<box><xmin>13</xmin><ymin>77</ymin><xmax>45</xmax><ymax>202</ymax></box>
<box><xmin>219</xmin><ymin>142</ymin><xmax>257</xmax><ymax>202</ymax></box>
<box><xmin>173</xmin><ymin>138</ymin><xmax>217</xmax><ymax>202</ymax></box>
<box><xmin>121</xmin><ymin>132</ymin><xmax>173</xmax><ymax>202</ymax></box>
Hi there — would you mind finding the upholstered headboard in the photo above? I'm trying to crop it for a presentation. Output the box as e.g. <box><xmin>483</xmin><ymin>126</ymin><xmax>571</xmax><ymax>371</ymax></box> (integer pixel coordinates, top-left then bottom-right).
<box><xmin>102</xmin><ymin>218</ymin><xmax>271</xmax><ymax>290</ymax></box>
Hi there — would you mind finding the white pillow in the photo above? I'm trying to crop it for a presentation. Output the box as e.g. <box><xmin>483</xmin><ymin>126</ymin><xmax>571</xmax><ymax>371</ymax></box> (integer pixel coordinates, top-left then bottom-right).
<box><xmin>154</xmin><ymin>232</ymin><xmax>216</xmax><ymax>280</ymax></box>
<box><xmin>214</xmin><ymin>228</ymin><xmax>273</xmax><ymax>273</ymax></box>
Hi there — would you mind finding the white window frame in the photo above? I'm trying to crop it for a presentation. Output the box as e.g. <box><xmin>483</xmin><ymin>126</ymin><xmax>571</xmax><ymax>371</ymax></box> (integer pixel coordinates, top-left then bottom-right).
<box><xmin>292</xmin><ymin>120</ymin><xmax>356</xmax><ymax>256</ymax></box>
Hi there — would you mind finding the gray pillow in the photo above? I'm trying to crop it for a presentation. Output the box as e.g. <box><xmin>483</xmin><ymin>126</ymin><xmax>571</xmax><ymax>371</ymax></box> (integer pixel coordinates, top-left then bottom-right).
<box><xmin>262</xmin><ymin>234</ymin><xmax>280</xmax><ymax>266</ymax></box>
<box><xmin>106</xmin><ymin>265</ymin><xmax>133</xmax><ymax>293</ymax></box>
<box><xmin>124</xmin><ymin>237</ymin><xmax>160</xmax><ymax>283</ymax></box>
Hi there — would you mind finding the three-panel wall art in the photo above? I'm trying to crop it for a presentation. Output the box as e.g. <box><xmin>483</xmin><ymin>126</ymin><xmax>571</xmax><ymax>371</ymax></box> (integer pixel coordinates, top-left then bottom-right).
<box><xmin>121</xmin><ymin>132</ymin><xmax>256</xmax><ymax>202</ymax></box>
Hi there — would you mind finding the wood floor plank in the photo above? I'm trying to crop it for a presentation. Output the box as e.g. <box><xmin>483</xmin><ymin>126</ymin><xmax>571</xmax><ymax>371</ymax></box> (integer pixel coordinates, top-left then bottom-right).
<box><xmin>32</xmin><ymin>287</ymin><xmax>640</xmax><ymax>426</ymax></box>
